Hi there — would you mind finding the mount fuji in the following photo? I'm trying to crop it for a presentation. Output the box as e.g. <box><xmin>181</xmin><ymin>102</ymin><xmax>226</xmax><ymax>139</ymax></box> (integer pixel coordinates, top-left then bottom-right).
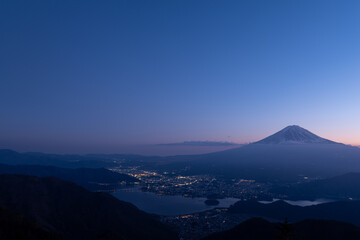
<box><xmin>166</xmin><ymin>126</ymin><xmax>360</xmax><ymax>182</ymax></box>
<box><xmin>255</xmin><ymin>125</ymin><xmax>337</xmax><ymax>144</ymax></box>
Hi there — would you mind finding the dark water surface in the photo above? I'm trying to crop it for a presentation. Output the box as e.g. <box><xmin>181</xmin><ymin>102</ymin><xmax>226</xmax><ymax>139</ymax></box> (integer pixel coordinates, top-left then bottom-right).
<box><xmin>112</xmin><ymin>186</ymin><xmax>239</xmax><ymax>215</ymax></box>
<box><xmin>258</xmin><ymin>198</ymin><xmax>333</xmax><ymax>207</ymax></box>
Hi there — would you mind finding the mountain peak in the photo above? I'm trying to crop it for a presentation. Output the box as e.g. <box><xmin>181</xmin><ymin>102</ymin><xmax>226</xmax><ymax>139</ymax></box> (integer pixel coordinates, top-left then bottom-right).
<box><xmin>255</xmin><ymin>125</ymin><xmax>337</xmax><ymax>144</ymax></box>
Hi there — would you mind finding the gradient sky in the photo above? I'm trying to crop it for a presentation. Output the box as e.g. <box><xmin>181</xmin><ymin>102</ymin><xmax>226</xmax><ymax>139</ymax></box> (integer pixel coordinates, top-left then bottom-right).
<box><xmin>1</xmin><ymin>0</ymin><xmax>360</xmax><ymax>153</ymax></box>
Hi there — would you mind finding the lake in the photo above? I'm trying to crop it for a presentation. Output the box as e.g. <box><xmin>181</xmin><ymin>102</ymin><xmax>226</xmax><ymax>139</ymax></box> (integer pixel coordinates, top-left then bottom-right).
<box><xmin>258</xmin><ymin>198</ymin><xmax>333</xmax><ymax>207</ymax></box>
<box><xmin>112</xmin><ymin>186</ymin><xmax>239</xmax><ymax>215</ymax></box>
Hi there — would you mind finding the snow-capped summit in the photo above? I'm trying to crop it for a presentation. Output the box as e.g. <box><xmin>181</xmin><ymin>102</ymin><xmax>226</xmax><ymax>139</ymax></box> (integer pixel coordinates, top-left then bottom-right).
<box><xmin>255</xmin><ymin>125</ymin><xmax>337</xmax><ymax>144</ymax></box>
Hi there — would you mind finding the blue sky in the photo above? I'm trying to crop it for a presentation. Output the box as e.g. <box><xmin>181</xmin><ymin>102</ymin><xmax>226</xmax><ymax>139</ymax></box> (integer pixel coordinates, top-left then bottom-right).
<box><xmin>1</xmin><ymin>0</ymin><xmax>360</xmax><ymax>153</ymax></box>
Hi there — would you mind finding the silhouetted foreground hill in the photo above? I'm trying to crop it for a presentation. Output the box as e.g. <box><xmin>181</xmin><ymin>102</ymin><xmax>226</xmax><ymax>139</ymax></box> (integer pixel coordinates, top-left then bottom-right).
<box><xmin>204</xmin><ymin>218</ymin><xmax>360</xmax><ymax>240</ymax></box>
<box><xmin>0</xmin><ymin>164</ymin><xmax>137</xmax><ymax>191</ymax></box>
<box><xmin>229</xmin><ymin>200</ymin><xmax>360</xmax><ymax>225</ymax></box>
<box><xmin>272</xmin><ymin>172</ymin><xmax>360</xmax><ymax>200</ymax></box>
<box><xmin>0</xmin><ymin>175</ymin><xmax>178</xmax><ymax>240</ymax></box>
<box><xmin>0</xmin><ymin>206</ymin><xmax>64</xmax><ymax>240</ymax></box>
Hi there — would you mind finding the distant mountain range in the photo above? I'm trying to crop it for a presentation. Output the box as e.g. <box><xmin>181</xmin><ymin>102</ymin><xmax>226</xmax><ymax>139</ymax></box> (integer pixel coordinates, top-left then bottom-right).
<box><xmin>0</xmin><ymin>163</ymin><xmax>138</xmax><ymax>191</ymax></box>
<box><xmin>0</xmin><ymin>149</ymin><xmax>146</xmax><ymax>168</ymax></box>
<box><xmin>204</xmin><ymin>218</ymin><xmax>360</xmax><ymax>240</ymax></box>
<box><xmin>0</xmin><ymin>175</ymin><xmax>177</xmax><ymax>240</ymax></box>
<box><xmin>1</xmin><ymin>125</ymin><xmax>359</xmax><ymax>183</ymax></box>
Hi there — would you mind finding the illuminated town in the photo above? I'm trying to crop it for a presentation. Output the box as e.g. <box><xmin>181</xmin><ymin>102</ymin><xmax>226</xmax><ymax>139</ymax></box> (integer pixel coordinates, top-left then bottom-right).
<box><xmin>111</xmin><ymin>165</ymin><xmax>273</xmax><ymax>200</ymax></box>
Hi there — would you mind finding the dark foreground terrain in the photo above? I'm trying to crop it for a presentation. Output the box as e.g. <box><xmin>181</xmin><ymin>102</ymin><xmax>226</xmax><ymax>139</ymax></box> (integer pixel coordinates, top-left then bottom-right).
<box><xmin>204</xmin><ymin>218</ymin><xmax>360</xmax><ymax>240</ymax></box>
<box><xmin>0</xmin><ymin>206</ymin><xmax>65</xmax><ymax>240</ymax></box>
<box><xmin>229</xmin><ymin>200</ymin><xmax>360</xmax><ymax>225</ymax></box>
<box><xmin>0</xmin><ymin>174</ymin><xmax>177</xmax><ymax>240</ymax></box>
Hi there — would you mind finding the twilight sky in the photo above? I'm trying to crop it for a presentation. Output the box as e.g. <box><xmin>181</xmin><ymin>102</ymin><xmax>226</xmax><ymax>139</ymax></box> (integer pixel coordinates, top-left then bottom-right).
<box><xmin>1</xmin><ymin>0</ymin><xmax>360</xmax><ymax>153</ymax></box>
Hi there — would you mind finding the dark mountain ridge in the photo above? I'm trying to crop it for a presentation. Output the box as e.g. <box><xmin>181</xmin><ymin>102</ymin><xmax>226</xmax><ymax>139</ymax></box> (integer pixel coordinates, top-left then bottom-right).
<box><xmin>0</xmin><ymin>163</ymin><xmax>137</xmax><ymax>191</ymax></box>
<box><xmin>0</xmin><ymin>174</ymin><xmax>177</xmax><ymax>240</ymax></box>
<box><xmin>229</xmin><ymin>199</ymin><xmax>360</xmax><ymax>225</ymax></box>
<box><xmin>204</xmin><ymin>217</ymin><xmax>360</xmax><ymax>240</ymax></box>
<box><xmin>0</xmin><ymin>149</ymin><xmax>148</xmax><ymax>168</ymax></box>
